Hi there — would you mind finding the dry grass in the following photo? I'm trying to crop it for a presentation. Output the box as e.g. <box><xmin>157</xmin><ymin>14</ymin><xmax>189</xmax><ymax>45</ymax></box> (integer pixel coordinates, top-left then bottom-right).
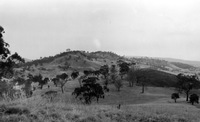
<box><xmin>1</xmin><ymin>100</ymin><xmax>200</xmax><ymax>122</ymax></box>
<box><xmin>0</xmin><ymin>88</ymin><xmax>200</xmax><ymax>122</ymax></box>
<box><xmin>1</xmin><ymin>84</ymin><xmax>200</xmax><ymax>122</ymax></box>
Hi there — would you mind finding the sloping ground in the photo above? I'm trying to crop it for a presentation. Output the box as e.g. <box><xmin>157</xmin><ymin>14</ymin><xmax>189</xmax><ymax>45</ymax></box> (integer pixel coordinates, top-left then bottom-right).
<box><xmin>171</xmin><ymin>62</ymin><xmax>196</xmax><ymax>69</ymax></box>
<box><xmin>135</xmin><ymin>69</ymin><xmax>178</xmax><ymax>87</ymax></box>
<box><xmin>1</xmin><ymin>102</ymin><xmax>200</xmax><ymax>122</ymax></box>
<box><xmin>19</xmin><ymin>51</ymin><xmax>121</xmax><ymax>77</ymax></box>
<box><xmin>2</xmin><ymin>74</ymin><xmax>200</xmax><ymax>122</ymax></box>
<box><xmin>130</xmin><ymin>57</ymin><xmax>200</xmax><ymax>74</ymax></box>
<box><xmin>90</xmin><ymin>51</ymin><xmax>120</xmax><ymax>60</ymax></box>
<box><xmin>1</xmin><ymin>86</ymin><xmax>200</xmax><ymax>122</ymax></box>
<box><xmin>162</xmin><ymin>57</ymin><xmax>200</xmax><ymax>67</ymax></box>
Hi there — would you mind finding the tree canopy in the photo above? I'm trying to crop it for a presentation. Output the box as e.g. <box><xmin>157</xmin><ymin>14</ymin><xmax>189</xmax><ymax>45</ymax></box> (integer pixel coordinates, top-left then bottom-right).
<box><xmin>176</xmin><ymin>73</ymin><xmax>200</xmax><ymax>101</ymax></box>
<box><xmin>72</xmin><ymin>77</ymin><xmax>104</xmax><ymax>104</ymax></box>
<box><xmin>118</xmin><ymin>61</ymin><xmax>130</xmax><ymax>79</ymax></box>
<box><xmin>0</xmin><ymin>26</ymin><xmax>24</xmax><ymax>79</ymax></box>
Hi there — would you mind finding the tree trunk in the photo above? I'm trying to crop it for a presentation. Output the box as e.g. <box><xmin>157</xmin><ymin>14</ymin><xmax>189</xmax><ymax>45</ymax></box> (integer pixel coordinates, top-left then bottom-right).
<box><xmin>61</xmin><ymin>86</ymin><xmax>64</xmax><ymax>93</ymax></box>
<box><xmin>131</xmin><ymin>81</ymin><xmax>134</xmax><ymax>87</ymax></box>
<box><xmin>128</xmin><ymin>81</ymin><xmax>131</xmax><ymax>87</ymax></box>
<box><xmin>117</xmin><ymin>87</ymin><xmax>120</xmax><ymax>92</ymax></box>
<box><xmin>105</xmin><ymin>79</ymin><xmax>108</xmax><ymax>87</ymax></box>
<box><xmin>141</xmin><ymin>84</ymin><xmax>144</xmax><ymax>93</ymax></box>
<box><xmin>186</xmin><ymin>91</ymin><xmax>189</xmax><ymax>101</ymax></box>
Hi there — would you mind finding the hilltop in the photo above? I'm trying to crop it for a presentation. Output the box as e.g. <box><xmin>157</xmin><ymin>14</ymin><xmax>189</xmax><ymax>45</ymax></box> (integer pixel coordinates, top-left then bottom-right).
<box><xmin>17</xmin><ymin>50</ymin><xmax>123</xmax><ymax>77</ymax></box>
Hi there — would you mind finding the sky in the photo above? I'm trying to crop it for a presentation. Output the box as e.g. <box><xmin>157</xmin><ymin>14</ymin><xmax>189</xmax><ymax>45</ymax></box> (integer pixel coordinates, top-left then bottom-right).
<box><xmin>0</xmin><ymin>0</ymin><xmax>200</xmax><ymax>61</ymax></box>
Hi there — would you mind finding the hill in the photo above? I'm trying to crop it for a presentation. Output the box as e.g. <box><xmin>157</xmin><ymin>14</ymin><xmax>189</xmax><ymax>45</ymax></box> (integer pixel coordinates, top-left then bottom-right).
<box><xmin>162</xmin><ymin>58</ymin><xmax>200</xmax><ymax>67</ymax></box>
<box><xmin>18</xmin><ymin>50</ymin><xmax>122</xmax><ymax>77</ymax></box>
<box><xmin>128</xmin><ymin>56</ymin><xmax>200</xmax><ymax>75</ymax></box>
<box><xmin>134</xmin><ymin>68</ymin><xmax>178</xmax><ymax>87</ymax></box>
<box><xmin>17</xmin><ymin>50</ymin><xmax>200</xmax><ymax>84</ymax></box>
<box><xmin>171</xmin><ymin>62</ymin><xmax>196</xmax><ymax>70</ymax></box>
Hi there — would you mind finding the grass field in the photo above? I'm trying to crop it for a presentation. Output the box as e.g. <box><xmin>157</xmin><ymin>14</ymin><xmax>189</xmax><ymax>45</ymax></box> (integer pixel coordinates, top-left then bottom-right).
<box><xmin>1</xmin><ymin>78</ymin><xmax>200</xmax><ymax>122</ymax></box>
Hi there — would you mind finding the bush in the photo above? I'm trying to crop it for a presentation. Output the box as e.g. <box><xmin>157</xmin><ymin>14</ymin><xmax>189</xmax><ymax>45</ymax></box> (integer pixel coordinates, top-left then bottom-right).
<box><xmin>4</xmin><ymin>107</ymin><xmax>30</xmax><ymax>115</ymax></box>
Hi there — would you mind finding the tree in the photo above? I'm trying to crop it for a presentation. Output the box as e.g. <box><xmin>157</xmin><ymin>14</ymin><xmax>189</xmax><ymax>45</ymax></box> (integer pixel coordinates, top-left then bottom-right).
<box><xmin>176</xmin><ymin>73</ymin><xmax>200</xmax><ymax>101</ymax></box>
<box><xmin>118</xmin><ymin>61</ymin><xmax>130</xmax><ymax>79</ymax></box>
<box><xmin>0</xmin><ymin>26</ymin><xmax>24</xmax><ymax>79</ymax></box>
<box><xmin>114</xmin><ymin>79</ymin><xmax>123</xmax><ymax>92</ymax></box>
<box><xmin>110</xmin><ymin>65</ymin><xmax>118</xmax><ymax>84</ymax></box>
<box><xmin>40</xmin><ymin>77</ymin><xmax>49</xmax><ymax>89</ymax></box>
<box><xmin>126</xmin><ymin>68</ymin><xmax>137</xmax><ymax>87</ymax></box>
<box><xmin>56</xmin><ymin>73</ymin><xmax>70</xmax><ymax>93</ymax></box>
<box><xmin>134</xmin><ymin>69</ymin><xmax>149</xmax><ymax>93</ymax></box>
<box><xmin>171</xmin><ymin>93</ymin><xmax>179</xmax><ymax>103</ymax></box>
<box><xmin>100</xmin><ymin>65</ymin><xmax>109</xmax><ymax>86</ymax></box>
<box><xmin>29</xmin><ymin>74</ymin><xmax>49</xmax><ymax>89</ymax></box>
<box><xmin>71</xmin><ymin>71</ymin><xmax>79</xmax><ymax>79</ymax></box>
<box><xmin>0</xmin><ymin>26</ymin><xmax>24</xmax><ymax>97</ymax></box>
<box><xmin>83</xmin><ymin>70</ymin><xmax>90</xmax><ymax>76</ymax></box>
<box><xmin>52</xmin><ymin>77</ymin><xmax>59</xmax><ymax>87</ymax></box>
<box><xmin>72</xmin><ymin>77</ymin><xmax>104</xmax><ymax>104</ymax></box>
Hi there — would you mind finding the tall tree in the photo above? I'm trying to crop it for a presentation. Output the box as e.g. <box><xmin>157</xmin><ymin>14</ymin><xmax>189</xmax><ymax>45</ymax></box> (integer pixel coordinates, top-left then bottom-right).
<box><xmin>134</xmin><ymin>69</ymin><xmax>149</xmax><ymax>93</ymax></box>
<box><xmin>0</xmin><ymin>26</ymin><xmax>24</xmax><ymax>79</ymax></box>
<box><xmin>0</xmin><ymin>26</ymin><xmax>24</xmax><ymax>97</ymax></box>
<box><xmin>118</xmin><ymin>61</ymin><xmax>130</xmax><ymax>79</ymax></box>
<box><xmin>176</xmin><ymin>73</ymin><xmax>200</xmax><ymax>101</ymax></box>
<box><xmin>126</xmin><ymin>68</ymin><xmax>137</xmax><ymax>87</ymax></box>
<box><xmin>100</xmin><ymin>65</ymin><xmax>109</xmax><ymax>86</ymax></box>
<box><xmin>110</xmin><ymin>65</ymin><xmax>118</xmax><ymax>84</ymax></box>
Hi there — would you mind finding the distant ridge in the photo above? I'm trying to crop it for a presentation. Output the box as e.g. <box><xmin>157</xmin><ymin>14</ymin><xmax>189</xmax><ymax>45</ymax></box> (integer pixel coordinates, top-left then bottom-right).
<box><xmin>161</xmin><ymin>58</ymin><xmax>200</xmax><ymax>67</ymax></box>
<box><xmin>126</xmin><ymin>56</ymin><xmax>200</xmax><ymax>67</ymax></box>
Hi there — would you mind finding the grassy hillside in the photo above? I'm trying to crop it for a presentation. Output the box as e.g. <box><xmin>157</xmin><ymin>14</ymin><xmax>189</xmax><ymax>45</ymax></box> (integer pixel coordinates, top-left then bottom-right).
<box><xmin>1</xmin><ymin>85</ymin><xmax>200</xmax><ymax>122</ymax></box>
<box><xmin>163</xmin><ymin>57</ymin><xmax>200</xmax><ymax>67</ymax></box>
<box><xmin>17</xmin><ymin>50</ymin><xmax>121</xmax><ymax>78</ymax></box>
<box><xmin>128</xmin><ymin>56</ymin><xmax>200</xmax><ymax>75</ymax></box>
<box><xmin>171</xmin><ymin>62</ymin><xmax>196</xmax><ymax>69</ymax></box>
<box><xmin>19</xmin><ymin>51</ymin><xmax>200</xmax><ymax>78</ymax></box>
<box><xmin>135</xmin><ymin>69</ymin><xmax>178</xmax><ymax>87</ymax></box>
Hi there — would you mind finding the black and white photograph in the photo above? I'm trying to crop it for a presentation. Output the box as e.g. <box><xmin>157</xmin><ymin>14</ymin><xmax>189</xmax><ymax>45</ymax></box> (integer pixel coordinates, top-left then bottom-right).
<box><xmin>0</xmin><ymin>0</ymin><xmax>200</xmax><ymax>121</ymax></box>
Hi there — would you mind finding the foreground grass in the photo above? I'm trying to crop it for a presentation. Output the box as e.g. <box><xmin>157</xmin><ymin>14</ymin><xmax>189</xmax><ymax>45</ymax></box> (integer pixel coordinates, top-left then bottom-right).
<box><xmin>1</xmin><ymin>95</ymin><xmax>200</xmax><ymax>122</ymax></box>
<box><xmin>1</xmin><ymin>85</ymin><xmax>200</xmax><ymax>122</ymax></box>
